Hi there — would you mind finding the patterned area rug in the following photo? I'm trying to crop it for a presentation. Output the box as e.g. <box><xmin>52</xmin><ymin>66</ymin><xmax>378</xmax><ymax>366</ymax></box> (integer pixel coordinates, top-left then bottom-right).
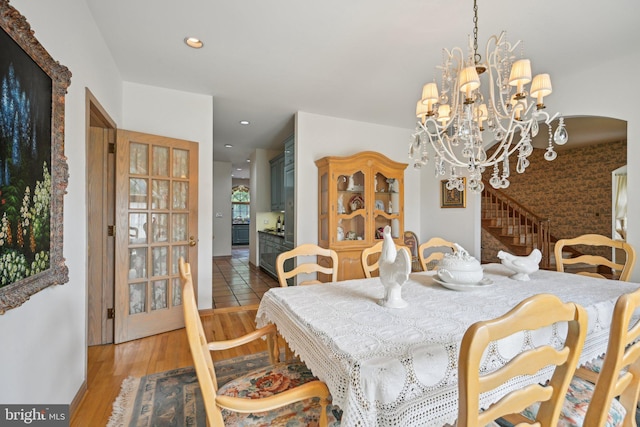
<box><xmin>107</xmin><ymin>351</ymin><xmax>274</xmax><ymax>427</ymax></box>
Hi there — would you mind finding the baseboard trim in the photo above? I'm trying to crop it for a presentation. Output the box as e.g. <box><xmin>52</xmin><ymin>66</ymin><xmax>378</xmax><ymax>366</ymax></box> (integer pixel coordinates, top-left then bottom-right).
<box><xmin>70</xmin><ymin>379</ymin><xmax>87</xmax><ymax>419</ymax></box>
<box><xmin>200</xmin><ymin>304</ymin><xmax>259</xmax><ymax>317</ymax></box>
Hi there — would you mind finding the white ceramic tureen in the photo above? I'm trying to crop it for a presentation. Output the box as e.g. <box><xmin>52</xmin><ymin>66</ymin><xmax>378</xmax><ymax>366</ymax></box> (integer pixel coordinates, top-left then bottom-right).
<box><xmin>436</xmin><ymin>244</ymin><xmax>483</xmax><ymax>284</ymax></box>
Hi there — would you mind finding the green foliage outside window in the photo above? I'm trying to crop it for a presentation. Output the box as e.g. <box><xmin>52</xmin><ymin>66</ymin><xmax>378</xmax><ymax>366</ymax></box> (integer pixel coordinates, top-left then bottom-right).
<box><xmin>232</xmin><ymin>185</ymin><xmax>250</xmax><ymax>223</ymax></box>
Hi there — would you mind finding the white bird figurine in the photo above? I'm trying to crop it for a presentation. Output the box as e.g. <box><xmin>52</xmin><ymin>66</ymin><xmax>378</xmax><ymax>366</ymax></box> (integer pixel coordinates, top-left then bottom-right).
<box><xmin>378</xmin><ymin>225</ymin><xmax>411</xmax><ymax>308</ymax></box>
<box><xmin>497</xmin><ymin>248</ymin><xmax>542</xmax><ymax>281</ymax></box>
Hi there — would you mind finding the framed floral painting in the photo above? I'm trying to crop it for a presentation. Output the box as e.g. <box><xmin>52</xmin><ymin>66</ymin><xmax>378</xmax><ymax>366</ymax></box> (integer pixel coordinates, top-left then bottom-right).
<box><xmin>0</xmin><ymin>1</ymin><xmax>71</xmax><ymax>313</ymax></box>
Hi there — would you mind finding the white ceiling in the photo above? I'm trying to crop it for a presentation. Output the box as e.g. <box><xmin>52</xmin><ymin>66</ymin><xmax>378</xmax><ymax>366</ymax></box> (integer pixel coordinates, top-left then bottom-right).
<box><xmin>85</xmin><ymin>0</ymin><xmax>637</xmax><ymax>179</ymax></box>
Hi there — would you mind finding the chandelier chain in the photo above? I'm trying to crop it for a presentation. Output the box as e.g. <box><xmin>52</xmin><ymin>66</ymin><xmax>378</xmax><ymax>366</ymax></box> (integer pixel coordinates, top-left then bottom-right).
<box><xmin>472</xmin><ymin>0</ymin><xmax>481</xmax><ymax>65</ymax></box>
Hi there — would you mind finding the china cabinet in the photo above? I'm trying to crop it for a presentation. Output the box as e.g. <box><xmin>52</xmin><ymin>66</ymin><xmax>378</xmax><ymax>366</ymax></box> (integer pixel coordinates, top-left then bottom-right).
<box><xmin>315</xmin><ymin>151</ymin><xmax>407</xmax><ymax>280</ymax></box>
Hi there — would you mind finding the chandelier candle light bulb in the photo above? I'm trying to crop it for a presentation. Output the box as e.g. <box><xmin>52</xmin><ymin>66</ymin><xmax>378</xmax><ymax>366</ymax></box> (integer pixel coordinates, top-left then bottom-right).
<box><xmin>410</xmin><ymin>0</ymin><xmax>567</xmax><ymax>193</ymax></box>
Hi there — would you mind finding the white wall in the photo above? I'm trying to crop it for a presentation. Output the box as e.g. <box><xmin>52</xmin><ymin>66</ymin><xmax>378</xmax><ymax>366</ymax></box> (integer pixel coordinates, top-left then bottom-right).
<box><xmin>0</xmin><ymin>0</ymin><xmax>122</xmax><ymax>404</ymax></box>
<box><xmin>419</xmin><ymin>172</ymin><xmax>482</xmax><ymax>258</ymax></box>
<box><xmin>295</xmin><ymin>112</ymin><xmax>421</xmax><ymax>247</ymax></box>
<box><xmin>249</xmin><ymin>149</ymin><xmax>278</xmax><ymax>266</ymax></box>
<box><xmin>121</xmin><ymin>82</ymin><xmax>214</xmax><ymax>308</ymax></box>
<box><xmin>213</xmin><ymin>161</ymin><xmax>232</xmax><ymax>257</ymax></box>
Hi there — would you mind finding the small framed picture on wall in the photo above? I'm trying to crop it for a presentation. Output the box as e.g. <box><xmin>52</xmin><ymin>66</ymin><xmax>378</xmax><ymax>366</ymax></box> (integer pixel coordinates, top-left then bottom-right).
<box><xmin>440</xmin><ymin>178</ymin><xmax>466</xmax><ymax>208</ymax></box>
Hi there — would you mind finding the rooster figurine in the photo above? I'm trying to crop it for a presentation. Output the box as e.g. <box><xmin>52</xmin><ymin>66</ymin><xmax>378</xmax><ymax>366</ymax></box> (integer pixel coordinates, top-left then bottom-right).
<box><xmin>497</xmin><ymin>248</ymin><xmax>542</xmax><ymax>281</ymax></box>
<box><xmin>378</xmin><ymin>225</ymin><xmax>411</xmax><ymax>308</ymax></box>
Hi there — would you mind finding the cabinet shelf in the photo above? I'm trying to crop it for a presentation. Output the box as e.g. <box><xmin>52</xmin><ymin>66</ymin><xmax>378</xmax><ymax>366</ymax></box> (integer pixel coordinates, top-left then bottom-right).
<box><xmin>374</xmin><ymin>211</ymin><xmax>399</xmax><ymax>219</ymax></box>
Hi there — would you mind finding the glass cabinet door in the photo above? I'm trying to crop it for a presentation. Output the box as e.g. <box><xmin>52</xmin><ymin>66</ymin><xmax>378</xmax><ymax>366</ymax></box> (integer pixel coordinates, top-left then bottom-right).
<box><xmin>319</xmin><ymin>172</ymin><xmax>329</xmax><ymax>243</ymax></box>
<box><xmin>373</xmin><ymin>172</ymin><xmax>401</xmax><ymax>239</ymax></box>
<box><xmin>336</xmin><ymin>170</ymin><xmax>366</xmax><ymax>242</ymax></box>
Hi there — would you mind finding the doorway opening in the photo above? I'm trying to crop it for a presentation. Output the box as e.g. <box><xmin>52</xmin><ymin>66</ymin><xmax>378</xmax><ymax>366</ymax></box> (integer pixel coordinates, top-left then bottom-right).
<box><xmin>85</xmin><ymin>89</ymin><xmax>117</xmax><ymax>345</ymax></box>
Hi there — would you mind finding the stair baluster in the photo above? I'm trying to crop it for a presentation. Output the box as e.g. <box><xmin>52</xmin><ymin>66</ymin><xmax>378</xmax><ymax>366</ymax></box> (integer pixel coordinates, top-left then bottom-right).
<box><xmin>481</xmin><ymin>187</ymin><xmax>551</xmax><ymax>269</ymax></box>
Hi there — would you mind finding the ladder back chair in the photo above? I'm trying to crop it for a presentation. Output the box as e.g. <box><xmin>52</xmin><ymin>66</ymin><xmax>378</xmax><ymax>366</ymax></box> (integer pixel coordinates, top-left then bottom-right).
<box><xmin>554</xmin><ymin>234</ymin><xmax>637</xmax><ymax>281</ymax></box>
<box><xmin>361</xmin><ymin>240</ymin><xmax>410</xmax><ymax>278</ymax></box>
<box><xmin>276</xmin><ymin>243</ymin><xmax>338</xmax><ymax>287</ymax></box>
<box><xmin>178</xmin><ymin>258</ymin><xmax>337</xmax><ymax>426</ymax></box>
<box><xmin>547</xmin><ymin>287</ymin><xmax>640</xmax><ymax>427</ymax></box>
<box><xmin>403</xmin><ymin>230</ymin><xmax>422</xmax><ymax>272</ymax></box>
<box><xmin>418</xmin><ymin>237</ymin><xmax>457</xmax><ymax>271</ymax></box>
<box><xmin>457</xmin><ymin>294</ymin><xmax>588</xmax><ymax>427</ymax></box>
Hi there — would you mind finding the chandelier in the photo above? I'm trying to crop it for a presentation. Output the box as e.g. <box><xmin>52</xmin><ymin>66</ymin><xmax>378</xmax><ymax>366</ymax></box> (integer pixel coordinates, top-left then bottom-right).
<box><xmin>410</xmin><ymin>0</ymin><xmax>568</xmax><ymax>193</ymax></box>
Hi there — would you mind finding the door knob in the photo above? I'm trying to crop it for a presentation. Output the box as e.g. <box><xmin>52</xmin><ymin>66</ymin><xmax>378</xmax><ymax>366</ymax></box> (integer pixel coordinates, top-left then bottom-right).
<box><xmin>189</xmin><ymin>236</ymin><xmax>197</xmax><ymax>247</ymax></box>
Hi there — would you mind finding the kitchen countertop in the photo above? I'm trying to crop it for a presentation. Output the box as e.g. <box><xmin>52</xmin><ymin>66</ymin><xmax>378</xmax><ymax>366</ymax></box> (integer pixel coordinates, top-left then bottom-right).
<box><xmin>259</xmin><ymin>229</ymin><xmax>285</xmax><ymax>238</ymax></box>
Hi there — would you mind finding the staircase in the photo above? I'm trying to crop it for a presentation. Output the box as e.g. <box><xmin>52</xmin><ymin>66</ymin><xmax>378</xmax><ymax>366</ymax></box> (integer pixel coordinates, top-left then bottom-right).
<box><xmin>481</xmin><ymin>187</ymin><xmax>552</xmax><ymax>269</ymax></box>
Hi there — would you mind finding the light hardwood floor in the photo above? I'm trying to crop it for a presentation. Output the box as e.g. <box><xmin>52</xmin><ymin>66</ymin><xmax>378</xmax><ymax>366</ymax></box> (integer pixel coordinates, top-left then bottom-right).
<box><xmin>70</xmin><ymin>307</ymin><xmax>269</xmax><ymax>427</ymax></box>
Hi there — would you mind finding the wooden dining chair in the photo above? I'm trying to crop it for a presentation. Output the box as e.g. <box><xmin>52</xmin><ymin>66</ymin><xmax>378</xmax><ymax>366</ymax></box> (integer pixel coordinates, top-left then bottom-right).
<box><xmin>178</xmin><ymin>258</ymin><xmax>338</xmax><ymax>426</ymax></box>
<box><xmin>403</xmin><ymin>230</ymin><xmax>422</xmax><ymax>272</ymax></box>
<box><xmin>276</xmin><ymin>243</ymin><xmax>338</xmax><ymax>287</ymax></box>
<box><xmin>554</xmin><ymin>234</ymin><xmax>637</xmax><ymax>281</ymax></box>
<box><xmin>418</xmin><ymin>237</ymin><xmax>457</xmax><ymax>271</ymax></box>
<box><xmin>457</xmin><ymin>294</ymin><xmax>588</xmax><ymax>427</ymax></box>
<box><xmin>531</xmin><ymin>287</ymin><xmax>640</xmax><ymax>427</ymax></box>
<box><xmin>361</xmin><ymin>240</ymin><xmax>410</xmax><ymax>278</ymax></box>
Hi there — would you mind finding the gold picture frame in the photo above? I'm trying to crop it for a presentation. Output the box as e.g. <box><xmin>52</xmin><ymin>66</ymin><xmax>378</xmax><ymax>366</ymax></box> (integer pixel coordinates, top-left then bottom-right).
<box><xmin>0</xmin><ymin>1</ymin><xmax>71</xmax><ymax>314</ymax></box>
<box><xmin>440</xmin><ymin>178</ymin><xmax>466</xmax><ymax>208</ymax></box>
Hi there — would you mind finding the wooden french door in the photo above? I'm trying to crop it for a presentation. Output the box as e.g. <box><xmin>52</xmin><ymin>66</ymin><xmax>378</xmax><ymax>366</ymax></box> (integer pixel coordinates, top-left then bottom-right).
<box><xmin>114</xmin><ymin>130</ymin><xmax>198</xmax><ymax>343</ymax></box>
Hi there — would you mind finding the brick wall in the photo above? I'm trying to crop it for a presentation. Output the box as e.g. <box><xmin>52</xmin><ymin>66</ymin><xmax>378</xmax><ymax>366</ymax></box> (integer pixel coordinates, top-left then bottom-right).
<box><xmin>481</xmin><ymin>139</ymin><xmax>627</xmax><ymax>262</ymax></box>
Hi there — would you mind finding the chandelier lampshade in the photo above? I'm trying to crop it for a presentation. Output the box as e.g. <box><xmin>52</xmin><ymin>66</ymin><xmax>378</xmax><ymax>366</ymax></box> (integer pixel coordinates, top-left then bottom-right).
<box><xmin>459</xmin><ymin>66</ymin><xmax>481</xmax><ymax>100</ymax></box>
<box><xmin>437</xmin><ymin>104</ymin><xmax>451</xmax><ymax>125</ymax></box>
<box><xmin>509</xmin><ymin>59</ymin><xmax>532</xmax><ymax>96</ymax></box>
<box><xmin>416</xmin><ymin>100</ymin><xmax>430</xmax><ymax>122</ymax></box>
<box><xmin>410</xmin><ymin>0</ymin><xmax>567</xmax><ymax>192</ymax></box>
<box><xmin>530</xmin><ymin>73</ymin><xmax>553</xmax><ymax>108</ymax></box>
<box><xmin>421</xmin><ymin>82</ymin><xmax>439</xmax><ymax>115</ymax></box>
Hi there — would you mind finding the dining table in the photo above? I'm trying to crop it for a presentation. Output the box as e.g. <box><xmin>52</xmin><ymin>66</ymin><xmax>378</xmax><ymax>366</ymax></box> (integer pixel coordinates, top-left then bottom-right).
<box><xmin>255</xmin><ymin>263</ymin><xmax>640</xmax><ymax>427</ymax></box>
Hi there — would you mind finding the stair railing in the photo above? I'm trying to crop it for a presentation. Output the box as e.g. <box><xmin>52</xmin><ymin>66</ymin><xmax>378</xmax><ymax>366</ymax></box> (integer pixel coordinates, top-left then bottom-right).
<box><xmin>482</xmin><ymin>187</ymin><xmax>552</xmax><ymax>269</ymax></box>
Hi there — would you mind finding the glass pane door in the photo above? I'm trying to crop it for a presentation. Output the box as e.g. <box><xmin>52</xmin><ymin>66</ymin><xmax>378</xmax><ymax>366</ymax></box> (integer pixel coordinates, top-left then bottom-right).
<box><xmin>115</xmin><ymin>130</ymin><xmax>198</xmax><ymax>343</ymax></box>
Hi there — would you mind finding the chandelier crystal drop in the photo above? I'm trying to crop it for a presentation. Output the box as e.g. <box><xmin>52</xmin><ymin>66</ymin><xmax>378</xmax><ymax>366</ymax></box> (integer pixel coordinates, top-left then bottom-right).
<box><xmin>410</xmin><ymin>0</ymin><xmax>567</xmax><ymax>193</ymax></box>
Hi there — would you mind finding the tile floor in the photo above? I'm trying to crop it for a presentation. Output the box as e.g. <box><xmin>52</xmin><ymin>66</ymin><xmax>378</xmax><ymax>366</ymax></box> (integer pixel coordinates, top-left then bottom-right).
<box><xmin>212</xmin><ymin>246</ymin><xmax>280</xmax><ymax>308</ymax></box>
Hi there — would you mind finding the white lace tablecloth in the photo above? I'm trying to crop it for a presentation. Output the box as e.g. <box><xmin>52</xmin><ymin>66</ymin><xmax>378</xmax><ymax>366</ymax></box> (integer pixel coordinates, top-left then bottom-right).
<box><xmin>256</xmin><ymin>263</ymin><xmax>640</xmax><ymax>426</ymax></box>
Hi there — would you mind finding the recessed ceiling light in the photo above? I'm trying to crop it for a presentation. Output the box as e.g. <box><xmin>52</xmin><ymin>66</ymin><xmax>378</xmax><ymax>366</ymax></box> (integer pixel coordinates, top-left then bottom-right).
<box><xmin>246</xmin><ymin>159</ymin><xmax>251</xmax><ymax>163</ymax></box>
<box><xmin>239</xmin><ymin>120</ymin><xmax>250</xmax><ymax>125</ymax></box>
<box><xmin>224</xmin><ymin>144</ymin><xmax>233</xmax><ymax>148</ymax></box>
<box><xmin>184</xmin><ymin>37</ymin><xmax>203</xmax><ymax>49</ymax></box>
<box><xmin>236</xmin><ymin>168</ymin><xmax>242</xmax><ymax>171</ymax></box>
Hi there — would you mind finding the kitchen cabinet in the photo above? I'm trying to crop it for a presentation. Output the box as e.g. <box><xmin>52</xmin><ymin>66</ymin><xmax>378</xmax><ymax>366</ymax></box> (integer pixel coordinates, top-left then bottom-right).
<box><xmin>270</xmin><ymin>153</ymin><xmax>284</xmax><ymax>212</ymax></box>
<box><xmin>315</xmin><ymin>151</ymin><xmax>407</xmax><ymax>281</ymax></box>
<box><xmin>283</xmin><ymin>135</ymin><xmax>294</xmax><ymax>246</ymax></box>
<box><xmin>232</xmin><ymin>224</ymin><xmax>249</xmax><ymax>245</ymax></box>
<box><xmin>258</xmin><ymin>230</ymin><xmax>291</xmax><ymax>279</ymax></box>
